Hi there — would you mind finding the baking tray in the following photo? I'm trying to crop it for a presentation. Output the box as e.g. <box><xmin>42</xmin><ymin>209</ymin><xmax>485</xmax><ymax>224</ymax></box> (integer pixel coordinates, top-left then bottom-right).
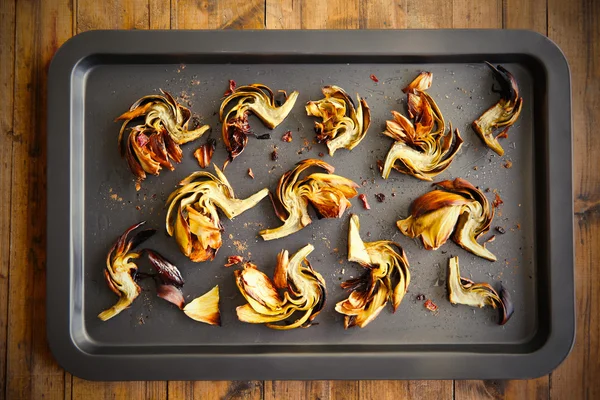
<box><xmin>47</xmin><ymin>30</ymin><xmax>574</xmax><ymax>380</ymax></box>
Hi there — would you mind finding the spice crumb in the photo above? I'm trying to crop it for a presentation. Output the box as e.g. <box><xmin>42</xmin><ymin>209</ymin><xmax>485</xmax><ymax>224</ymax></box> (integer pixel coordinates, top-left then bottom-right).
<box><xmin>359</xmin><ymin>194</ymin><xmax>371</xmax><ymax>210</ymax></box>
<box><xmin>247</xmin><ymin>168</ymin><xmax>254</xmax><ymax>179</ymax></box>
<box><xmin>282</xmin><ymin>131</ymin><xmax>293</xmax><ymax>142</ymax></box>
<box><xmin>424</xmin><ymin>299</ymin><xmax>438</xmax><ymax>312</ymax></box>
<box><xmin>375</xmin><ymin>193</ymin><xmax>385</xmax><ymax>202</ymax></box>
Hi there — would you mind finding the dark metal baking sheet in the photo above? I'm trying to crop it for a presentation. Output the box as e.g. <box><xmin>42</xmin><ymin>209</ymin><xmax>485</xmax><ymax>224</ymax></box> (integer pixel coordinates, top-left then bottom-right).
<box><xmin>47</xmin><ymin>30</ymin><xmax>574</xmax><ymax>380</ymax></box>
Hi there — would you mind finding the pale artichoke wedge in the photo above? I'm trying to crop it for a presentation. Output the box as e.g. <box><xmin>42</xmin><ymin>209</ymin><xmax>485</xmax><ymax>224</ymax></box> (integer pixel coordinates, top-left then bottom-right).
<box><xmin>116</xmin><ymin>90</ymin><xmax>210</xmax><ymax>182</ymax></box>
<box><xmin>235</xmin><ymin>244</ymin><xmax>326</xmax><ymax>330</ymax></box>
<box><xmin>336</xmin><ymin>215</ymin><xmax>411</xmax><ymax>329</ymax></box>
<box><xmin>166</xmin><ymin>165</ymin><xmax>269</xmax><ymax>262</ymax></box>
<box><xmin>259</xmin><ymin>159</ymin><xmax>359</xmax><ymax>241</ymax></box>
<box><xmin>382</xmin><ymin>72</ymin><xmax>463</xmax><ymax>181</ymax></box>
<box><xmin>472</xmin><ymin>62</ymin><xmax>523</xmax><ymax>156</ymax></box>
<box><xmin>220</xmin><ymin>84</ymin><xmax>299</xmax><ymax>164</ymax></box>
<box><xmin>447</xmin><ymin>256</ymin><xmax>513</xmax><ymax>325</ymax></box>
<box><xmin>397</xmin><ymin>178</ymin><xmax>497</xmax><ymax>261</ymax></box>
<box><xmin>183</xmin><ymin>285</ymin><xmax>221</xmax><ymax>326</ymax></box>
<box><xmin>98</xmin><ymin>222</ymin><xmax>156</xmax><ymax>321</ymax></box>
<box><xmin>306</xmin><ymin>85</ymin><xmax>371</xmax><ymax>156</ymax></box>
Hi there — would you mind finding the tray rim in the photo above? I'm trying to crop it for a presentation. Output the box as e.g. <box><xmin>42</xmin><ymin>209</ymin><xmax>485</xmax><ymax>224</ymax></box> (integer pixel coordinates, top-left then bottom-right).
<box><xmin>46</xmin><ymin>29</ymin><xmax>574</xmax><ymax>380</ymax></box>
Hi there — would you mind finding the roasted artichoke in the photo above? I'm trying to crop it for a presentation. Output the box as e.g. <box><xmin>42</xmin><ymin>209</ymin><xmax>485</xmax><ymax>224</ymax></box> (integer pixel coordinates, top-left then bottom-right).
<box><xmin>306</xmin><ymin>85</ymin><xmax>371</xmax><ymax>156</ymax></box>
<box><xmin>166</xmin><ymin>165</ymin><xmax>269</xmax><ymax>262</ymax></box>
<box><xmin>219</xmin><ymin>84</ymin><xmax>299</xmax><ymax>164</ymax></box>
<box><xmin>183</xmin><ymin>285</ymin><xmax>221</xmax><ymax>326</ymax></box>
<box><xmin>259</xmin><ymin>159</ymin><xmax>359</xmax><ymax>241</ymax></box>
<box><xmin>472</xmin><ymin>62</ymin><xmax>523</xmax><ymax>156</ymax></box>
<box><xmin>116</xmin><ymin>90</ymin><xmax>210</xmax><ymax>182</ymax></box>
<box><xmin>397</xmin><ymin>178</ymin><xmax>496</xmax><ymax>261</ymax></box>
<box><xmin>98</xmin><ymin>222</ymin><xmax>156</xmax><ymax>321</ymax></box>
<box><xmin>235</xmin><ymin>244</ymin><xmax>326</xmax><ymax>330</ymax></box>
<box><xmin>382</xmin><ymin>72</ymin><xmax>463</xmax><ymax>181</ymax></box>
<box><xmin>447</xmin><ymin>256</ymin><xmax>513</xmax><ymax>325</ymax></box>
<box><xmin>335</xmin><ymin>215</ymin><xmax>411</xmax><ymax>328</ymax></box>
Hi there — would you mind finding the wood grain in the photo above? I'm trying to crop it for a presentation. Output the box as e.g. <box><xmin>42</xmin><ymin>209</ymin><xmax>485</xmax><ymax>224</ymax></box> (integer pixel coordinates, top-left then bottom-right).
<box><xmin>0</xmin><ymin>0</ymin><xmax>16</xmax><ymax>397</ymax></box>
<box><xmin>71</xmin><ymin>0</ymin><xmax>168</xmax><ymax>398</ymax></box>
<box><xmin>5</xmin><ymin>0</ymin><xmax>72</xmax><ymax>398</ymax></box>
<box><xmin>173</xmin><ymin>0</ymin><xmax>265</xmax><ymax>30</ymax></box>
<box><xmin>361</xmin><ymin>380</ymin><xmax>453</xmax><ymax>400</ymax></box>
<box><xmin>1</xmin><ymin>0</ymin><xmax>598</xmax><ymax>397</ymax></box>
<box><xmin>167</xmin><ymin>1</ymin><xmax>266</xmax><ymax>397</ymax></box>
<box><xmin>264</xmin><ymin>1</ymin><xmax>361</xmax><ymax>397</ymax></box>
<box><xmin>549</xmin><ymin>0</ymin><xmax>600</xmax><ymax>398</ymax></box>
<box><xmin>264</xmin><ymin>380</ymin><xmax>359</xmax><ymax>400</ymax></box>
<box><xmin>452</xmin><ymin>1</ymin><xmax>550</xmax><ymax>399</ymax></box>
<box><xmin>266</xmin><ymin>0</ymin><xmax>359</xmax><ymax>29</ymax></box>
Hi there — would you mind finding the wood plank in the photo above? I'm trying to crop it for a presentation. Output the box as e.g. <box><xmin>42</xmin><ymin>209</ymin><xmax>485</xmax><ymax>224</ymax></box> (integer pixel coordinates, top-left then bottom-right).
<box><xmin>504</xmin><ymin>0</ymin><xmax>546</xmax><ymax>32</ymax></box>
<box><xmin>549</xmin><ymin>0</ymin><xmax>600</xmax><ymax>398</ymax></box>
<box><xmin>71</xmin><ymin>0</ymin><xmax>168</xmax><ymax>397</ymax></box>
<box><xmin>166</xmin><ymin>0</ymin><xmax>265</xmax><ymax>396</ymax></box>
<box><xmin>173</xmin><ymin>0</ymin><xmax>265</xmax><ymax>30</ymax></box>
<box><xmin>452</xmin><ymin>1</ymin><xmax>551</xmax><ymax>399</ymax></box>
<box><xmin>149</xmin><ymin>0</ymin><xmax>171</xmax><ymax>29</ymax></box>
<box><xmin>0</xmin><ymin>0</ymin><xmax>16</xmax><ymax>397</ymax></box>
<box><xmin>452</xmin><ymin>0</ymin><xmax>501</xmax><ymax>28</ymax></box>
<box><xmin>406</xmin><ymin>0</ymin><xmax>452</xmax><ymax>28</ymax></box>
<box><xmin>360</xmin><ymin>380</ymin><xmax>453</xmax><ymax>400</ymax></box>
<box><xmin>194</xmin><ymin>381</ymin><xmax>263</xmax><ymax>400</ymax></box>
<box><xmin>359</xmin><ymin>0</ymin><xmax>407</xmax><ymax>29</ymax></box>
<box><xmin>263</xmin><ymin>1</ymin><xmax>361</xmax><ymax>396</ymax></box>
<box><xmin>455</xmin><ymin>1</ymin><xmax>549</xmax><ymax>398</ymax></box>
<box><xmin>72</xmin><ymin>380</ymin><xmax>167</xmax><ymax>400</ymax></box>
<box><xmin>6</xmin><ymin>0</ymin><xmax>72</xmax><ymax>398</ymax></box>
<box><xmin>76</xmin><ymin>0</ymin><xmax>149</xmax><ymax>32</ymax></box>
<box><xmin>265</xmin><ymin>0</ymin><xmax>359</xmax><ymax>29</ymax></box>
<box><xmin>353</xmin><ymin>1</ymin><xmax>455</xmax><ymax>396</ymax></box>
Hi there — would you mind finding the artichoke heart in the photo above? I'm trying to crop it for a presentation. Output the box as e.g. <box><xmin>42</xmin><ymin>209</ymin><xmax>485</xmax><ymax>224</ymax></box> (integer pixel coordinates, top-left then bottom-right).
<box><xmin>116</xmin><ymin>90</ymin><xmax>210</xmax><ymax>183</ymax></box>
<box><xmin>397</xmin><ymin>178</ymin><xmax>497</xmax><ymax>261</ymax></box>
<box><xmin>219</xmin><ymin>83</ymin><xmax>299</xmax><ymax>164</ymax></box>
<box><xmin>306</xmin><ymin>85</ymin><xmax>371</xmax><ymax>156</ymax></box>
<box><xmin>382</xmin><ymin>72</ymin><xmax>463</xmax><ymax>181</ymax></box>
<box><xmin>336</xmin><ymin>215</ymin><xmax>411</xmax><ymax>329</ymax></box>
<box><xmin>472</xmin><ymin>62</ymin><xmax>523</xmax><ymax>156</ymax></box>
<box><xmin>259</xmin><ymin>159</ymin><xmax>358</xmax><ymax>241</ymax></box>
<box><xmin>447</xmin><ymin>256</ymin><xmax>514</xmax><ymax>325</ymax></box>
<box><xmin>166</xmin><ymin>165</ymin><xmax>269</xmax><ymax>262</ymax></box>
<box><xmin>235</xmin><ymin>244</ymin><xmax>326</xmax><ymax>330</ymax></box>
<box><xmin>98</xmin><ymin>221</ymin><xmax>156</xmax><ymax>321</ymax></box>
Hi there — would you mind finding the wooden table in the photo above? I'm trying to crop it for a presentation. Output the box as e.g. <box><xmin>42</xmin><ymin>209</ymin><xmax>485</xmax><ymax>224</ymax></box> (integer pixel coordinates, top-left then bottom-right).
<box><xmin>1</xmin><ymin>0</ymin><xmax>598</xmax><ymax>398</ymax></box>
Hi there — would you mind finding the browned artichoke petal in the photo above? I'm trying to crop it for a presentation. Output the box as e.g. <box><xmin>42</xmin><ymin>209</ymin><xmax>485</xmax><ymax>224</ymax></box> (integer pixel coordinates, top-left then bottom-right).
<box><xmin>146</xmin><ymin>249</ymin><xmax>184</xmax><ymax>286</ymax></box>
<box><xmin>447</xmin><ymin>256</ymin><xmax>512</xmax><ymax>325</ymax></box>
<box><xmin>472</xmin><ymin>63</ymin><xmax>523</xmax><ymax>156</ymax></box>
<box><xmin>402</xmin><ymin>71</ymin><xmax>433</xmax><ymax>94</ymax></box>
<box><xmin>165</xmin><ymin>166</ymin><xmax>268</xmax><ymax>262</ymax></box>
<box><xmin>259</xmin><ymin>160</ymin><xmax>357</xmax><ymax>241</ymax></box>
<box><xmin>397</xmin><ymin>205</ymin><xmax>465</xmax><ymax>250</ymax></box>
<box><xmin>235</xmin><ymin>244</ymin><xmax>325</xmax><ymax>330</ymax></box>
<box><xmin>338</xmin><ymin>215</ymin><xmax>411</xmax><ymax>328</ymax></box>
<box><xmin>183</xmin><ymin>285</ymin><xmax>221</xmax><ymax>326</ymax></box>
<box><xmin>219</xmin><ymin>84</ymin><xmax>298</xmax><ymax>163</ymax></box>
<box><xmin>306</xmin><ymin>86</ymin><xmax>371</xmax><ymax>156</ymax></box>
<box><xmin>98</xmin><ymin>222</ymin><xmax>155</xmax><ymax>321</ymax></box>
<box><xmin>156</xmin><ymin>284</ymin><xmax>185</xmax><ymax>310</ymax></box>
<box><xmin>117</xmin><ymin>91</ymin><xmax>209</xmax><ymax>181</ymax></box>
<box><xmin>453</xmin><ymin>206</ymin><xmax>497</xmax><ymax>261</ymax></box>
<box><xmin>193</xmin><ymin>139</ymin><xmax>216</xmax><ymax>169</ymax></box>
